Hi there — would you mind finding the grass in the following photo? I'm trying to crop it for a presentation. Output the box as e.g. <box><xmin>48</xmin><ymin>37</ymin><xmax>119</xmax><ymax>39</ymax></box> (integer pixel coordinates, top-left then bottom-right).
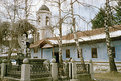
<box><xmin>1</xmin><ymin>72</ymin><xmax>121</xmax><ymax>81</ymax></box>
<box><xmin>94</xmin><ymin>72</ymin><xmax>121</xmax><ymax>81</ymax></box>
<box><xmin>0</xmin><ymin>78</ymin><xmax>9</xmax><ymax>81</ymax></box>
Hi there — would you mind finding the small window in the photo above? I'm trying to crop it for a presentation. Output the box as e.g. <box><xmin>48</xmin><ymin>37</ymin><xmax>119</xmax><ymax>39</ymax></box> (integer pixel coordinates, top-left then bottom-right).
<box><xmin>46</xmin><ymin>16</ymin><xmax>49</xmax><ymax>25</ymax></box>
<box><xmin>66</xmin><ymin>49</ymin><xmax>70</xmax><ymax>58</ymax></box>
<box><xmin>77</xmin><ymin>49</ymin><xmax>82</xmax><ymax>58</ymax></box>
<box><xmin>92</xmin><ymin>48</ymin><xmax>97</xmax><ymax>58</ymax></box>
<box><xmin>34</xmin><ymin>47</ymin><xmax>38</xmax><ymax>53</ymax></box>
<box><xmin>34</xmin><ymin>57</ymin><xmax>38</xmax><ymax>58</ymax></box>
<box><xmin>38</xmin><ymin>16</ymin><xmax>41</xmax><ymax>22</ymax></box>
<box><xmin>111</xmin><ymin>47</ymin><xmax>115</xmax><ymax>58</ymax></box>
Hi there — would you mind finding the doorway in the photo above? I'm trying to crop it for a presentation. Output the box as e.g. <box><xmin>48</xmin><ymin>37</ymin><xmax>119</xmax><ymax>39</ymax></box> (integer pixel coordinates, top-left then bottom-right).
<box><xmin>54</xmin><ymin>52</ymin><xmax>59</xmax><ymax>63</ymax></box>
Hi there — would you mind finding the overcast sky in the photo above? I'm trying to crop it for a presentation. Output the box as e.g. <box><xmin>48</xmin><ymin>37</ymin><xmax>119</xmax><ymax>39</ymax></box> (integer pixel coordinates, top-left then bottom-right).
<box><xmin>0</xmin><ymin>0</ymin><xmax>117</xmax><ymax>35</ymax></box>
<box><xmin>31</xmin><ymin>0</ymin><xmax>117</xmax><ymax>35</ymax></box>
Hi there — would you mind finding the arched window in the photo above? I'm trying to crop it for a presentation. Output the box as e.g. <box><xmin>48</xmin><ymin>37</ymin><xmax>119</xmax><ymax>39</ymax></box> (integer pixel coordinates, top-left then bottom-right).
<box><xmin>46</xmin><ymin>16</ymin><xmax>49</xmax><ymax>25</ymax></box>
<box><xmin>38</xmin><ymin>16</ymin><xmax>41</xmax><ymax>23</ymax></box>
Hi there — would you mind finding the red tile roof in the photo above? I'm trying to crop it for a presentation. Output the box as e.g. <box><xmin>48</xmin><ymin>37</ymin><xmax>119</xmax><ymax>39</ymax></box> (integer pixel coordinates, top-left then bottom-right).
<box><xmin>30</xmin><ymin>25</ymin><xmax>121</xmax><ymax>48</ymax></box>
<box><xmin>30</xmin><ymin>39</ymin><xmax>53</xmax><ymax>48</ymax></box>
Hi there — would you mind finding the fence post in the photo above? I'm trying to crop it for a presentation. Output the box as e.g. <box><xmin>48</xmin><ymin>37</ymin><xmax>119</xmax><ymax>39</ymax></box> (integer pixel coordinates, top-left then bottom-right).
<box><xmin>70</xmin><ymin>59</ymin><xmax>79</xmax><ymax>81</ymax></box>
<box><xmin>51</xmin><ymin>58</ymin><xmax>58</xmax><ymax>81</ymax></box>
<box><xmin>71</xmin><ymin>59</ymin><xmax>77</xmax><ymax>79</ymax></box>
<box><xmin>89</xmin><ymin>60</ymin><xmax>94</xmax><ymax>80</ymax></box>
<box><xmin>20</xmin><ymin>58</ymin><xmax>30</xmax><ymax>81</ymax></box>
<box><xmin>63</xmin><ymin>60</ymin><xmax>69</xmax><ymax>78</ymax></box>
<box><xmin>1</xmin><ymin>59</ymin><xmax>7</xmax><ymax>78</ymax></box>
<box><xmin>69</xmin><ymin>62</ymin><xmax>72</xmax><ymax>79</ymax></box>
<box><xmin>43</xmin><ymin>60</ymin><xmax>50</xmax><ymax>72</ymax></box>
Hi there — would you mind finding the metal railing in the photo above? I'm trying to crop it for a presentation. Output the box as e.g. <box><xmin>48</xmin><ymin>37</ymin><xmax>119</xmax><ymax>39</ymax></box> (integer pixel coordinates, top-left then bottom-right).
<box><xmin>76</xmin><ymin>64</ymin><xmax>90</xmax><ymax>74</ymax></box>
<box><xmin>6</xmin><ymin>65</ymin><xmax>21</xmax><ymax>78</ymax></box>
<box><xmin>30</xmin><ymin>64</ymin><xmax>51</xmax><ymax>79</ymax></box>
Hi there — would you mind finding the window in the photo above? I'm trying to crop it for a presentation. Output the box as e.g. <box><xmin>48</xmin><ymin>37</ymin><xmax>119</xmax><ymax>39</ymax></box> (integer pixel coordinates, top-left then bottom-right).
<box><xmin>34</xmin><ymin>47</ymin><xmax>38</xmax><ymax>53</ymax></box>
<box><xmin>92</xmin><ymin>48</ymin><xmax>97</xmax><ymax>58</ymax></box>
<box><xmin>77</xmin><ymin>49</ymin><xmax>82</xmax><ymax>58</ymax></box>
<box><xmin>38</xmin><ymin>16</ymin><xmax>41</xmax><ymax>22</ymax></box>
<box><xmin>46</xmin><ymin>16</ymin><xmax>49</xmax><ymax>25</ymax></box>
<box><xmin>111</xmin><ymin>47</ymin><xmax>115</xmax><ymax>58</ymax></box>
<box><xmin>66</xmin><ymin>49</ymin><xmax>70</xmax><ymax>58</ymax></box>
<box><xmin>34</xmin><ymin>57</ymin><xmax>38</xmax><ymax>58</ymax></box>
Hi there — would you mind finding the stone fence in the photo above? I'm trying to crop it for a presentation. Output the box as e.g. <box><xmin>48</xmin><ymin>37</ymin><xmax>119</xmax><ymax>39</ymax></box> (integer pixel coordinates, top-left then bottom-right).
<box><xmin>0</xmin><ymin>58</ymin><xmax>93</xmax><ymax>81</ymax></box>
<box><xmin>1</xmin><ymin>58</ymin><xmax>58</xmax><ymax>81</ymax></box>
<box><xmin>69</xmin><ymin>59</ymin><xmax>94</xmax><ymax>81</ymax></box>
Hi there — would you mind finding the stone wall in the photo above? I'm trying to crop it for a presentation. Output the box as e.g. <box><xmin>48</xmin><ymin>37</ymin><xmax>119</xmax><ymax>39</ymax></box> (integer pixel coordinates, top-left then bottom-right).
<box><xmin>93</xmin><ymin>62</ymin><xmax>121</xmax><ymax>73</ymax></box>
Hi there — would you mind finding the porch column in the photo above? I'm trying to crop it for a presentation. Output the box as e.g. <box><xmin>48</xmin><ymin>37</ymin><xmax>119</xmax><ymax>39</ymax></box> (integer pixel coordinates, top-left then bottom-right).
<box><xmin>53</xmin><ymin>48</ymin><xmax>54</xmax><ymax>57</ymax></box>
<box><xmin>41</xmin><ymin>48</ymin><xmax>43</xmax><ymax>58</ymax></box>
<box><xmin>89</xmin><ymin>60</ymin><xmax>94</xmax><ymax>80</ymax></box>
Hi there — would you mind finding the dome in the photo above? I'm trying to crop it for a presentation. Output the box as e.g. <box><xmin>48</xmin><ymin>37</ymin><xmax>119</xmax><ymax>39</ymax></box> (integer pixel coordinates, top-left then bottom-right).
<box><xmin>39</xmin><ymin>5</ymin><xmax>50</xmax><ymax>11</ymax></box>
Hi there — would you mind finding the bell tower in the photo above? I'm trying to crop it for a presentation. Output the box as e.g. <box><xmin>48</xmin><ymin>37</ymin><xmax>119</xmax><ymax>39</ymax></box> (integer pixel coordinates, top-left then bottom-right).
<box><xmin>36</xmin><ymin>5</ymin><xmax>53</xmax><ymax>40</ymax></box>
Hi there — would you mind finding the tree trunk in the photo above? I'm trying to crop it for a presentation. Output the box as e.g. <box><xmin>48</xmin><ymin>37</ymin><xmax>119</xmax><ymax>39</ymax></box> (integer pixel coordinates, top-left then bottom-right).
<box><xmin>104</xmin><ymin>0</ymin><xmax>117</xmax><ymax>72</ymax></box>
<box><xmin>70</xmin><ymin>0</ymin><xmax>86</xmax><ymax>71</ymax></box>
<box><xmin>25</xmin><ymin>0</ymin><xmax>28</xmax><ymax>20</ymax></box>
<box><xmin>58</xmin><ymin>0</ymin><xmax>64</xmax><ymax>76</ymax></box>
<box><xmin>7</xmin><ymin>0</ymin><xmax>17</xmax><ymax>62</ymax></box>
<box><xmin>58</xmin><ymin>0</ymin><xmax>63</xmax><ymax>64</ymax></box>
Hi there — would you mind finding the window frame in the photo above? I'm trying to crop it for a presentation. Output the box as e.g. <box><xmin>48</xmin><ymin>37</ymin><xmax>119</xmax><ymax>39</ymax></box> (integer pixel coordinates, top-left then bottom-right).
<box><xmin>91</xmin><ymin>48</ymin><xmax>98</xmax><ymax>58</ymax></box>
<box><xmin>38</xmin><ymin>16</ymin><xmax>41</xmax><ymax>23</ymax></box>
<box><xmin>34</xmin><ymin>47</ymin><xmax>38</xmax><ymax>53</ymax></box>
<box><xmin>66</xmin><ymin>49</ymin><xmax>70</xmax><ymax>58</ymax></box>
<box><xmin>46</xmin><ymin>16</ymin><xmax>49</xmax><ymax>25</ymax></box>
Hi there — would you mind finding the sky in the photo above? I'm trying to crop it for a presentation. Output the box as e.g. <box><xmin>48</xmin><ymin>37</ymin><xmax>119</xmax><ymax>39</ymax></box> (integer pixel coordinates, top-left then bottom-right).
<box><xmin>0</xmin><ymin>0</ymin><xmax>117</xmax><ymax>35</ymax></box>
<box><xmin>30</xmin><ymin>0</ymin><xmax>117</xmax><ymax>35</ymax></box>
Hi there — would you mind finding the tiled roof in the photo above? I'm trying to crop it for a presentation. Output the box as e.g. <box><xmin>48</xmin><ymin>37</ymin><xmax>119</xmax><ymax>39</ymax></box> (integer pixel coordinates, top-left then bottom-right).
<box><xmin>62</xmin><ymin>25</ymin><xmax>121</xmax><ymax>40</ymax></box>
<box><xmin>30</xmin><ymin>39</ymin><xmax>44</xmax><ymax>48</ymax></box>
<box><xmin>30</xmin><ymin>25</ymin><xmax>121</xmax><ymax>48</ymax></box>
<box><xmin>30</xmin><ymin>39</ymin><xmax>53</xmax><ymax>48</ymax></box>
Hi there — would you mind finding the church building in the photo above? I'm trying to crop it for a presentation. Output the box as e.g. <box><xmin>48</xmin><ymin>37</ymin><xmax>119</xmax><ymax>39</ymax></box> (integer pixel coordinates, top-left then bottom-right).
<box><xmin>30</xmin><ymin>5</ymin><xmax>121</xmax><ymax>73</ymax></box>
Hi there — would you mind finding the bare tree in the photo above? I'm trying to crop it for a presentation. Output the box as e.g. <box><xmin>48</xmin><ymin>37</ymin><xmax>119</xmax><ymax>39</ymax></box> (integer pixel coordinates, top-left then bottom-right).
<box><xmin>46</xmin><ymin>0</ymin><xmax>91</xmax><ymax>72</ymax></box>
<box><xmin>104</xmin><ymin>0</ymin><xmax>117</xmax><ymax>72</ymax></box>
<box><xmin>45</xmin><ymin>0</ymin><xmax>67</xmax><ymax>64</ymax></box>
<box><xmin>45</xmin><ymin>0</ymin><xmax>70</xmax><ymax>76</ymax></box>
<box><xmin>0</xmin><ymin>0</ymin><xmax>37</xmax><ymax>60</ymax></box>
<box><xmin>0</xmin><ymin>0</ymin><xmax>18</xmax><ymax>62</ymax></box>
<box><xmin>70</xmin><ymin>0</ymin><xmax>87</xmax><ymax>71</ymax></box>
<box><xmin>0</xmin><ymin>22</ymin><xmax>11</xmax><ymax>53</ymax></box>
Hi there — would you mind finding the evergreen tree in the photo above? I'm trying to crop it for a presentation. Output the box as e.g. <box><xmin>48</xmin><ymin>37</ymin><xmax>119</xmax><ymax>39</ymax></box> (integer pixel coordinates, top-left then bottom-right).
<box><xmin>114</xmin><ymin>1</ymin><xmax>121</xmax><ymax>25</ymax></box>
<box><xmin>91</xmin><ymin>8</ymin><xmax>106</xmax><ymax>29</ymax></box>
<box><xmin>92</xmin><ymin>1</ymin><xmax>121</xmax><ymax>29</ymax></box>
<box><xmin>91</xmin><ymin>8</ymin><xmax>112</xmax><ymax>29</ymax></box>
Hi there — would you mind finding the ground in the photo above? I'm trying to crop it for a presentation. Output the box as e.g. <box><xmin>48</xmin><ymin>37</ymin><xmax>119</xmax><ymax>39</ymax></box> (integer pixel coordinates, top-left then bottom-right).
<box><xmin>0</xmin><ymin>72</ymin><xmax>121</xmax><ymax>81</ymax></box>
<box><xmin>94</xmin><ymin>72</ymin><xmax>121</xmax><ymax>81</ymax></box>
